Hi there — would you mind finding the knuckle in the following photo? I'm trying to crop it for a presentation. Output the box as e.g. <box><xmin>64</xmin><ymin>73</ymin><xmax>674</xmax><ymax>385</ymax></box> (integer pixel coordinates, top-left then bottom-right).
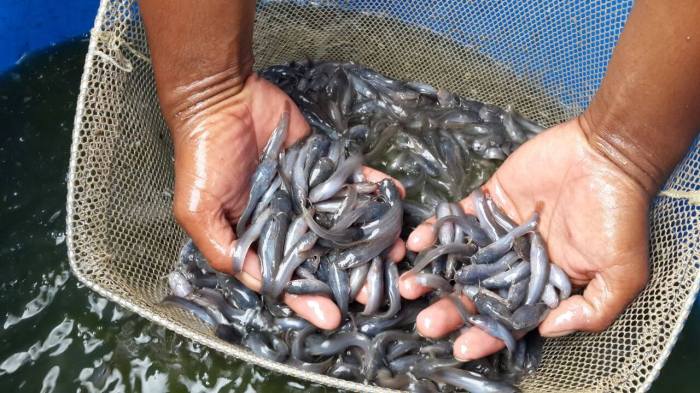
<box><xmin>172</xmin><ymin>201</ymin><xmax>196</xmax><ymax>227</ymax></box>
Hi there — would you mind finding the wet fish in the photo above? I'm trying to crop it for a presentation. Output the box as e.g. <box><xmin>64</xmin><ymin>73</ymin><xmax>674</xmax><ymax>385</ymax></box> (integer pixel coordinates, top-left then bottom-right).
<box><xmin>232</xmin><ymin>208</ymin><xmax>273</xmax><ymax>274</ymax></box>
<box><xmin>471</xmin><ymin>212</ymin><xmax>538</xmax><ymax>264</ymax></box>
<box><xmin>525</xmin><ymin>232</ymin><xmax>550</xmax><ymax>306</ymax></box>
<box><xmin>236</xmin><ymin>160</ymin><xmax>277</xmax><ymax>237</ymax></box>
<box><xmin>362</xmin><ymin>257</ymin><xmax>385</xmax><ymax>316</ymax></box>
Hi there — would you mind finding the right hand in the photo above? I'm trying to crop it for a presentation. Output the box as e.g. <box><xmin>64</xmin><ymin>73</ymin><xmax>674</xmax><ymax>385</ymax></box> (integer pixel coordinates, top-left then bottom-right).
<box><xmin>171</xmin><ymin>74</ymin><xmax>404</xmax><ymax>329</ymax></box>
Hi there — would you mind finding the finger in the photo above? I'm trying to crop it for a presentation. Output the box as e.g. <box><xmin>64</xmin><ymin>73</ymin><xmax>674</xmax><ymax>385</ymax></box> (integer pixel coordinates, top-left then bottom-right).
<box><xmin>232</xmin><ymin>244</ymin><xmax>342</xmax><ymax>330</ymax></box>
<box><xmin>387</xmin><ymin>238</ymin><xmax>406</xmax><ymax>262</ymax></box>
<box><xmin>398</xmin><ymin>271</ymin><xmax>433</xmax><ymax>300</ymax></box>
<box><xmin>355</xmin><ymin>284</ymin><xmax>370</xmax><ymax>305</ymax></box>
<box><xmin>457</xmin><ymin>191</ymin><xmax>479</xmax><ymax>216</ymax></box>
<box><xmin>235</xmin><ymin>248</ymin><xmax>263</xmax><ymax>292</ymax></box>
<box><xmin>415</xmin><ymin>295</ymin><xmax>476</xmax><ymax>339</ymax></box>
<box><xmin>355</xmin><ymin>257</ymin><xmax>402</xmax><ymax>304</ymax></box>
<box><xmin>539</xmin><ymin>262</ymin><xmax>649</xmax><ymax>337</ymax></box>
<box><xmin>452</xmin><ymin>327</ymin><xmax>527</xmax><ymax>361</ymax></box>
<box><xmin>178</xmin><ymin>206</ymin><xmax>341</xmax><ymax>330</ymax></box>
<box><xmin>283</xmin><ymin>293</ymin><xmax>341</xmax><ymax>330</ymax></box>
<box><xmin>481</xmin><ymin>179</ymin><xmax>525</xmax><ymax>224</ymax></box>
<box><xmin>174</xmin><ymin>194</ymin><xmax>237</xmax><ymax>274</ymax></box>
<box><xmin>453</xmin><ymin>326</ymin><xmax>507</xmax><ymax>361</ymax></box>
<box><xmin>235</xmin><ymin>248</ymin><xmax>341</xmax><ymax>330</ymax></box>
<box><xmin>406</xmin><ymin>217</ymin><xmax>436</xmax><ymax>252</ymax></box>
<box><xmin>361</xmin><ymin>166</ymin><xmax>406</xmax><ymax>198</ymax></box>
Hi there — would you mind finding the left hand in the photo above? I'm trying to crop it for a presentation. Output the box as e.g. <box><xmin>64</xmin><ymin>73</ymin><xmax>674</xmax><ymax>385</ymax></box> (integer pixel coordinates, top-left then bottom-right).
<box><xmin>400</xmin><ymin>118</ymin><xmax>650</xmax><ymax>360</ymax></box>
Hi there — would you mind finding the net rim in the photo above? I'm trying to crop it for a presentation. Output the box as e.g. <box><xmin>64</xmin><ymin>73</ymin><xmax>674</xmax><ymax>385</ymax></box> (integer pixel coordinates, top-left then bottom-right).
<box><xmin>64</xmin><ymin>1</ymin><xmax>700</xmax><ymax>392</ymax></box>
<box><xmin>638</xmin><ymin>239</ymin><xmax>700</xmax><ymax>393</ymax></box>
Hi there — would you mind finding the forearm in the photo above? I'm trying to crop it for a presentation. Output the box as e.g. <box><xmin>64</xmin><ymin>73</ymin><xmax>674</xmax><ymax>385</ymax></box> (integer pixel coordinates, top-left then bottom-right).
<box><xmin>582</xmin><ymin>0</ymin><xmax>700</xmax><ymax>194</ymax></box>
<box><xmin>139</xmin><ymin>0</ymin><xmax>256</xmax><ymax>131</ymax></box>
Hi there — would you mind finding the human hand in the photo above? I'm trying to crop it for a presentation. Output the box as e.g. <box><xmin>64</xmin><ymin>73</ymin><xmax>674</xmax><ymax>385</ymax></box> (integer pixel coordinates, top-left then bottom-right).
<box><xmin>171</xmin><ymin>74</ymin><xmax>404</xmax><ymax>330</ymax></box>
<box><xmin>401</xmin><ymin>118</ymin><xmax>651</xmax><ymax>361</ymax></box>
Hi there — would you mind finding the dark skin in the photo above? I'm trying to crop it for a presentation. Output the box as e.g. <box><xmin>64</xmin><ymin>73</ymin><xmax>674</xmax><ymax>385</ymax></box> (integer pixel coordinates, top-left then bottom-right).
<box><xmin>140</xmin><ymin>0</ymin><xmax>404</xmax><ymax>330</ymax></box>
<box><xmin>140</xmin><ymin>0</ymin><xmax>699</xmax><ymax>357</ymax></box>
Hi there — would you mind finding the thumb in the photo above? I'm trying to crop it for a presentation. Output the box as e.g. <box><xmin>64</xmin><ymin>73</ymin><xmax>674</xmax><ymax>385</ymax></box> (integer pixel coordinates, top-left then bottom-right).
<box><xmin>173</xmin><ymin>193</ymin><xmax>262</xmax><ymax>291</ymax></box>
<box><xmin>539</xmin><ymin>261</ymin><xmax>648</xmax><ymax>336</ymax></box>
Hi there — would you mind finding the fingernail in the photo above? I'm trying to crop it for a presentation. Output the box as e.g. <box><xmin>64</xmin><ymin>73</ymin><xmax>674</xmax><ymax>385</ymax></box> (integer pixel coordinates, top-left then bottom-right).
<box><xmin>407</xmin><ymin>226</ymin><xmax>431</xmax><ymax>250</ymax></box>
<box><xmin>454</xmin><ymin>342</ymin><xmax>472</xmax><ymax>362</ymax></box>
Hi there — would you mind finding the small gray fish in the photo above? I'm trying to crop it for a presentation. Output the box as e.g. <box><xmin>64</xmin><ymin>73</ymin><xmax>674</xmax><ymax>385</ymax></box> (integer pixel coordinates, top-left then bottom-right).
<box><xmin>308</xmin><ymin>157</ymin><xmax>336</xmax><ymax>188</ymax></box>
<box><xmin>365</xmin><ymin>330</ymin><xmax>417</xmax><ymax>380</ymax></box>
<box><xmin>481</xmin><ymin>261</ymin><xmax>531</xmax><ymax>289</ymax></box>
<box><xmin>259</xmin><ymin>190</ymin><xmax>291</xmax><ymax>295</ymax></box>
<box><xmin>308</xmin><ymin>154</ymin><xmax>363</xmax><ymax>203</ymax></box>
<box><xmin>507</xmin><ymin>279</ymin><xmax>529</xmax><ymax>311</ymax></box>
<box><xmin>473</xmin><ymin>189</ymin><xmax>505</xmax><ymax>241</ymax></box>
<box><xmin>434</xmin><ymin>214</ymin><xmax>491</xmax><ymax>247</ymax></box>
<box><xmin>251</xmin><ymin>175</ymin><xmax>282</xmax><ymax>222</ymax></box>
<box><xmin>511</xmin><ymin>303</ymin><xmax>549</xmax><ymax>331</ymax></box>
<box><xmin>376</xmin><ymin>261</ymin><xmax>401</xmax><ymax>320</ymax></box>
<box><xmin>270</xmin><ymin>232</ymin><xmax>319</xmax><ymax>298</ymax></box>
<box><xmin>410</xmin><ymin>242</ymin><xmax>478</xmax><ymax>274</ymax></box>
<box><xmin>243</xmin><ymin>331</ymin><xmax>289</xmax><ymax>363</ymax></box>
<box><xmin>541</xmin><ymin>283</ymin><xmax>560</xmax><ymax>309</ymax></box>
<box><xmin>436</xmin><ymin>202</ymin><xmax>455</xmax><ymax>246</ymax></box>
<box><xmin>285</xmin><ymin>278</ymin><xmax>332</xmax><ymax>296</ymax></box>
<box><xmin>471</xmin><ymin>212</ymin><xmax>538</xmax><ymax>264</ymax></box>
<box><xmin>236</xmin><ymin>159</ymin><xmax>277</xmax><ymax>237</ymax></box>
<box><xmin>306</xmin><ymin>331</ymin><xmax>371</xmax><ymax>357</ymax></box>
<box><xmin>362</xmin><ymin>257</ymin><xmax>385</xmax><ymax>316</ymax></box>
<box><xmin>284</xmin><ymin>215</ymin><xmax>308</xmax><ymax>255</ymax></box>
<box><xmin>232</xmin><ymin>208</ymin><xmax>273</xmax><ymax>274</ymax></box>
<box><xmin>467</xmin><ymin>314</ymin><xmax>516</xmax><ymax>352</ymax></box>
<box><xmin>168</xmin><ymin>271</ymin><xmax>193</xmax><ymax>298</ymax></box>
<box><xmin>161</xmin><ymin>295</ymin><xmax>218</xmax><ymax>326</ymax></box>
<box><xmin>329</xmin><ymin>261</ymin><xmax>350</xmax><ymax>317</ymax></box>
<box><xmin>431</xmin><ymin>367</ymin><xmax>520</xmax><ymax>393</ymax></box>
<box><xmin>548</xmin><ymin>263</ymin><xmax>572</xmax><ymax>299</ymax></box>
<box><xmin>455</xmin><ymin>251</ymin><xmax>518</xmax><ymax>284</ymax></box>
<box><xmin>414</xmin><ymin>273</ymin><xmax>453</xmax><ymax>293</ymax></box>
<box><xmin>503</xmin><ymin>105</ymin><xmax>527</xmax><ymax>144</ymax></box>
<box><xmin>406</xmin><ymin>81</ymin><xmax>437</xmax><ymax>96</ymax></box>
<box><xmin>485</xmin><ymin>197</ymin><xmax>516</xmax><ymax>232</ymax></box>
<box><xmin>482</xmin><ymin>146</ymin><xmax>506</xmax><ymax>160</ymax></box>
<box><xmin>473</xmin><ymin>289</ymin><xmax>515</xmax><ymax>328</ymax></box>
<box><xmin>349</xmin><ymin>263</ymin><xmax>370</xmax><ymax>300</ymax></box>
<box><xmin>261</xmin><ymin>110</ymin><xmax>289</xmax><ymax>161</ymax></box>
<box><xmin>525</xmin><ymin>232</ymin><xmax>550</xmax><ymax>306</ymax></box>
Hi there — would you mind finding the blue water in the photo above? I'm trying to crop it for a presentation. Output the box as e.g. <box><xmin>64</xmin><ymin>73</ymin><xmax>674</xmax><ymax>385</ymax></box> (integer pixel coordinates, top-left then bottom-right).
<box><xmin>0</xmin><ymin>38</ymin><xmax>697</xmax><ymax>393</ymax></box>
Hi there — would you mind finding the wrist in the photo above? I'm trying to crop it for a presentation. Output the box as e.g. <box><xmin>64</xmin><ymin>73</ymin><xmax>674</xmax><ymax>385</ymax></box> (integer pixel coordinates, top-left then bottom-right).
<box><xmin>158</xmin><ymin>54</ymin><xmax>254</xmax><ymax>136</ymax></box>
<box><xmin>579</xmin><ymin>97</ymin><xmax>669</xmax><ymax>197</ymax></box>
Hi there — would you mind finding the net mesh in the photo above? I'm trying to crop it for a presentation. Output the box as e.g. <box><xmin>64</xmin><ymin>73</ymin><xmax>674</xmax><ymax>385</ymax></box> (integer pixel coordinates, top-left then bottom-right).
<box><xmin>67</xmin><ymin>1</ymin><xmax>700</xmax><ymax>392</ymax></box>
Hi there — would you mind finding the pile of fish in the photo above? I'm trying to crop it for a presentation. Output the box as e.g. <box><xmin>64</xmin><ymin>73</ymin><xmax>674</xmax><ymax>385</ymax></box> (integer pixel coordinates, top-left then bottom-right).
<box><xmin>260</xmin><ymin>60</ymin><xmax>545</xmax><ymax>225</ymax></box>
<box><xmin>161</xmin><ymin>61</ymin><xmax>569</xmax><ymax>392</ymax></box>
<box><xmin>408</xmin><ymin>193</ymin><xmax>572</xmax><ymax>351</ymax></box>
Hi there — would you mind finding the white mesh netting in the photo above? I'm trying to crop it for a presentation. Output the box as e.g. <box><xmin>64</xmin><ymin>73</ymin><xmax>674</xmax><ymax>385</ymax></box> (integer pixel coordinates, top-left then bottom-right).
<box><xmin>67</xmin><ymin>1</ymin><xmax>700</xmax><ymax>392</ymax></box>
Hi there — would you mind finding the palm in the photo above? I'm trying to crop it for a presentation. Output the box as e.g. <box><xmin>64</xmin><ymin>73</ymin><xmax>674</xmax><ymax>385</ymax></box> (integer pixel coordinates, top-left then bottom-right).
<box><xmin>172</xmin><ymin>75</ymin><xmax>308</xmax><ymax>273</ymax></box>
<box><xmin>171</xmin><ymin>75</ymin><xmax>403</xmax><ymax>329</ymax></box>
<box><xmin>486</xmin><ymin>119</ymin><xmax>649</xmax><ymax>292</ymax></box>
<box><xmin>404</xmin><ymin>118</ymin><xmax>650</xmax><ymax>360</ymax></box>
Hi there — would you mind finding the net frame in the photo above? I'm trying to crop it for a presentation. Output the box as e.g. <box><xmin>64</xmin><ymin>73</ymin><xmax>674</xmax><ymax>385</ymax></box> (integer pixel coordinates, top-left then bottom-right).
<box><xmin>67</xmin><ymin>1</ymin><xmax>700</xmax><ymax>392</ymax></box>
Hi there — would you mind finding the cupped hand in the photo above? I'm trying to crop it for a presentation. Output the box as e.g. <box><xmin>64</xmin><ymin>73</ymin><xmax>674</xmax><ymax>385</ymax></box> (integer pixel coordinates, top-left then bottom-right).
<box><xmin>401</xmin><ymin>118</ymin><xmax>651</xmax><ymax>361</ymax></box>
<box><xmin>171</xmin><ymin>74</ymin><xmax>404</xmax><ymax>330</ymax></box>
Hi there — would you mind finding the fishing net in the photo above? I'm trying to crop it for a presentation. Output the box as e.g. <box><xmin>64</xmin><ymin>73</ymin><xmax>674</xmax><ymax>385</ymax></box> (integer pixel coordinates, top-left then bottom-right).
<box><xmin>67</xmin><ymin>0</ymin><xmax>699</xmax><ymax>392</ymax></box>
